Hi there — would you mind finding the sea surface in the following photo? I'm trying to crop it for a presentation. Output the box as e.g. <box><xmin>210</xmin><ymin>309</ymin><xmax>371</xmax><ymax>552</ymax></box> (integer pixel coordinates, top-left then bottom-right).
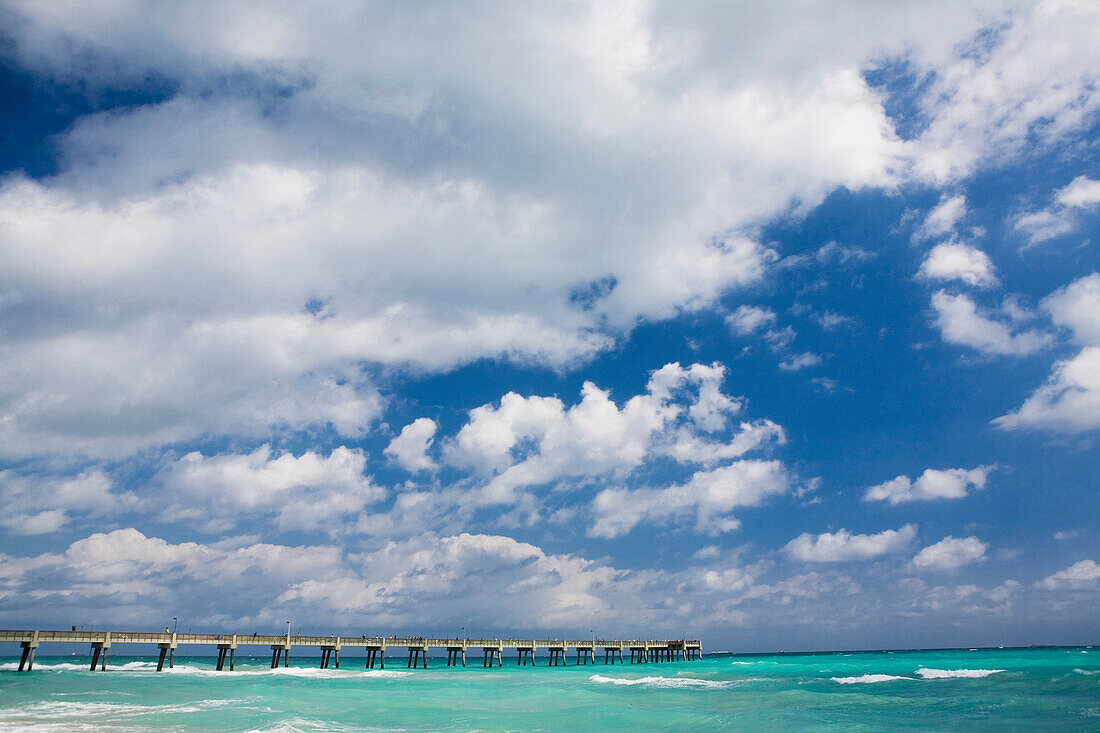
<box><xmin>1</xmin><ymin>647</ymin><xmax>1097</xmax><ymax>731</ymax></box>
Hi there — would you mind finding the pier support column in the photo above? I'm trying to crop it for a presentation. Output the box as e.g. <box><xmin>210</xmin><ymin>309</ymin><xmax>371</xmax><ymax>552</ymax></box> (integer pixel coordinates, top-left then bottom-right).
<box><xmin>18</xmin><ymin>640</ymin><xmax>38</xmax><ymax>672</ymax></box>
<box><xmin>156</xmin><ymin>645</ymin><xmax>169</xmax><ymax>672</ymax></box>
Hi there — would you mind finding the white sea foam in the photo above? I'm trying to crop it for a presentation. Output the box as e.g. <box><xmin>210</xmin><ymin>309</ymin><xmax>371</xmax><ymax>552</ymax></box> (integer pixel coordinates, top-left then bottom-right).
<box><xmin>0</xmin><ymin>698</ymin><xmax>243</xmax><ymax>721</ymax></box>
<box><xmin>589</xmin><ymin>674</ymin><xmax>737</xmax><ymax>689</ymax></box>
<box><xmin>1073</xmin><ymin>668</ymin><xmax>1099</xmax><ymax>675</ymax></box>
<box><xmin>916</xmin><ymin>668</ymin><xmax>1003</xmax><ymax>679</ymax></box>
<box><xmin>164</xmin><ymin>665</ymin><xmax>412</xmax><ymax>679</ymax></box>
<box><xmin>831</xmin><ymin>674</ymin><xmax>911</xmax><ymax>684</ymax></box>
<box><xmin>246</xmin><ymin>718</ymin><xmax>388</xmax><ymax>733</ymax></box>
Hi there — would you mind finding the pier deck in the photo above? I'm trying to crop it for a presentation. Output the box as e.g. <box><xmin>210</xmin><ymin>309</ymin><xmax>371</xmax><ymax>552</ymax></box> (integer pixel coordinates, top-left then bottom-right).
<box><xmin>0</xmin><ymin>630</ymin><xmax>702</xmax><ymax>671</ymax></box>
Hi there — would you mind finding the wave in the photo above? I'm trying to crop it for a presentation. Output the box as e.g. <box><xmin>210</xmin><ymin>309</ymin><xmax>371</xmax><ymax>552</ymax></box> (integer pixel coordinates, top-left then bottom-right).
<box><xmin>916</xmin><ymin>668</ymin><xmax>1003</xmax><ymax>679</ymax></box>
<box><xmin>831</xmin><ymin>674</ymin><xmax>911</xmax><ymax>684</ymax></box>
<box><xmin>1073</xmin><ymin>668</ymin><xmax>1099</xmax><ymax>675</ymax></box>
<box><xmin>589</xmin><ymin>674</ymin><xmax>738</xmax><ymax>689</ymax></box>
<box><xmin>0</xmin><ymin>698</ymin><xmax>244</xmax><ymax>720</ymax></box>
<box><xmin>245</xmin><ymin>718</ymin><xmax>384</xmax><ymax>733</ymax></box>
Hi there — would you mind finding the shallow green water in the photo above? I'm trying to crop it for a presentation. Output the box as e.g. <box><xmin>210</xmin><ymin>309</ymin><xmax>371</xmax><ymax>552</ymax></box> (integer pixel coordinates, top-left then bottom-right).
<box><xmin>1</xmin><ymin>647</ymin><xmax>1097</xmax><ymax>730</ymax></box>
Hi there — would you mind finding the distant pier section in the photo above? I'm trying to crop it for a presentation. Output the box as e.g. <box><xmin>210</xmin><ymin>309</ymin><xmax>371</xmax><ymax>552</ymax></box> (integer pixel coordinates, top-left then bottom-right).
<box><xmin>1</xmin><ymin>629</ymin><xmax>702</xmax><ymax>671</ymax></box>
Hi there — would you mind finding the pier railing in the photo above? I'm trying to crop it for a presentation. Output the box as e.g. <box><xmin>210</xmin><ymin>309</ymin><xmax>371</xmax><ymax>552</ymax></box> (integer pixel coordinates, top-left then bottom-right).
<box><xmin>0</xmin><ymin>629</ymin><xmax>702</xmax><ymax>672</ymax></box>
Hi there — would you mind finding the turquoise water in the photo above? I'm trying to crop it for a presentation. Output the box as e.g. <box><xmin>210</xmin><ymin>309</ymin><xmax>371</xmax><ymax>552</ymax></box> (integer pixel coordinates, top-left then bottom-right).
<box><xmin>1</xmin><ymin>647</ymin><xmax>1097</xmax><ymax>730</ymax></box>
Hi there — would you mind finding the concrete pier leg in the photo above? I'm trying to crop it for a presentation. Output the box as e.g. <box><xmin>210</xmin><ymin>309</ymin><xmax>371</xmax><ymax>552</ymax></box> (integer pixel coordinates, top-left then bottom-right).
<box><xmin>101</xmin><ymin>648</ymin><xmax>108</xmax><ymax>671</ymax></box>
<box><xmin>157</xmin><ymin>647</ymin><xmax>167</xmax><ymax>672</ymax></box>
<box><xmin>271</xmin><ymin>649</ymin><xmax>279</xmax><ymax>668</ymax></box>
<box><xmin>169</xmin><ymin>648</ymin><xmax>175</xmax><ymax>668</ymax></box>
<box><xmin>422</xmin><ymin>650</ymin><xmax>427</xmax><ymax>668</ymax></box>
<box><xmin>230</xmin><ymin>648</ymin><xmax>235</xmax><ymax>671</ymax></box>
<box><xmin>90</xmin><ymin>646</ymin><xmax>101</xmax><ymax>671</ymax></box>
<box><xmin>27</xmin><ymin>646</ymin><xmax>36</xmax><ymax>671</ymax></box>
<box><xmin>408</xmin><ymin>649</ymin><xmax>414</xmax><ymax>668</ymax></box>
<box><xmin>460</xmin><ymin>650</ymin><xmax>464</xmax><ymax>667</ymax></box>
<box><xmin>284</xmin><ymin>649</ymin><xmax>289</xmax><ymax>667</ymax></box>
<box><xmin>216</xmin><ymin>649</ymin><xmax>225</xmax><ymax>671</ymax></box>
<box><xmin>18</xmin><ymin>646</ymin><xmax>30</xmax><ymax>672</ymax></box>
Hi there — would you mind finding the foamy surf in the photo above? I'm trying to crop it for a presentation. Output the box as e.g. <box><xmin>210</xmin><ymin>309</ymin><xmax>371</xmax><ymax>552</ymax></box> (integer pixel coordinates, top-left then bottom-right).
<box><xmin>589</xmin><ymin>674</ymin><xmax>737</xmax><ymax>689</ymax></box>
<box><xmin>831</xmin><ymin>674</ymin><xmax>911</xmax><ymax>684</ymax></box>
<box><xmin>916</xmin><ymin>668</ymin><xmax>1003</xmax><ymax>679</ymax></box>
<box><xmin>163</xmin><ymin>665</ymin><xmax>412</xmax><ymax>679</ymax></box>
<box><xmin>0</xmin><ymin>698</ymin><xmax>244</xmax><ymax>720</ymax></box>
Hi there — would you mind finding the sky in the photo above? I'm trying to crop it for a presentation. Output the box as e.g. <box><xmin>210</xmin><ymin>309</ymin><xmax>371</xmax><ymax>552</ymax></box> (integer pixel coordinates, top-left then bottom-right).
<box><xmin>0</xmin><ymin>0</ymin><xmax>1098</xmax><ymax>652</ymax></box>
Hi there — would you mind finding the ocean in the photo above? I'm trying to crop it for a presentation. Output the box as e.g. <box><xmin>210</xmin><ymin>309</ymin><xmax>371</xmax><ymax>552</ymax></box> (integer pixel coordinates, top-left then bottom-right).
<box><xmin>0</xmin><ymin>647</ymin><xmax>1097</xmax><ymax>731</ymax></box>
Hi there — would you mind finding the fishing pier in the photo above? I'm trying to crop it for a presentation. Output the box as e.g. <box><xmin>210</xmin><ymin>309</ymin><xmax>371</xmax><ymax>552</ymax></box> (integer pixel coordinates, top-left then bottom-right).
<box><xmin>1</xmin><ymin>630</ymin><xmax>702</xmax><ymax>671</ymax></box>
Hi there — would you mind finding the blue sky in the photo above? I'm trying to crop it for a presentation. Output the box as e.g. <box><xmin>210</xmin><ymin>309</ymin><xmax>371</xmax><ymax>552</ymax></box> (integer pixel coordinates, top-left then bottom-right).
<box><xmin>0</xmin><ymin>1</ymin><xmax>1098</xmax><ymax>651</ymax></box>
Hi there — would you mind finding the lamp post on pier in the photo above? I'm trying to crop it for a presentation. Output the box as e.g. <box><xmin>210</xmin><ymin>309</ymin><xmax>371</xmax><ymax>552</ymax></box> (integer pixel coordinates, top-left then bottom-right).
<box><xmin>172</xmin><ymin>617</ymin><xmax>178</xmax><ymax>634</ymax></box>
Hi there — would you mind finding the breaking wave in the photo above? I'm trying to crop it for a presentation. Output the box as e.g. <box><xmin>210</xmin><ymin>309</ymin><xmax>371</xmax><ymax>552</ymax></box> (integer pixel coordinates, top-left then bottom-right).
<box><xmin>589</xmin><ymin>674</ymin><xmax>738</xmax><ymax>689</ymax></box>
<box><xmin>831</xmin><ymin>674</ymin><xmax>911</xmax><ymax>684</ymax></box>
<box><xmin>916</xmin><ymin>668</ymin><xmax>1003</xmax><ymax>679</ymax></box>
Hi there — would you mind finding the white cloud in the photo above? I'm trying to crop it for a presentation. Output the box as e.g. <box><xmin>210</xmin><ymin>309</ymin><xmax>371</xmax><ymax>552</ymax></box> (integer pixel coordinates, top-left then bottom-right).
<box><xmin>995</xmin><ymin>346</ymin><xmax>1100</xmax><ymax>433</ymax></box>
<box><xmin>779</xmin><ymin>352</ymin><xmax>822</xmax><ymax>371</ymax></box>
<box><xmin>4</xmin><ymin>1</ymin><xmax>1095</xmax><ymax>463</ymax></box>
<box><xmin>0</xmin><ymin>526</ymin><xmax>762</xmax><ymax>632</ymax></box>
<box><xmin>1056</xmin><ymin>176</ymin><xmax>1100</xmax><ymax>208</ymax></box>
<box><xmin>726</xmin><ymin>305</ymin><xmax>778</xmax><ymax>335</ymax></box>
<box><xmin>997</xmin><ymin>274</ymin><xmax>1100</xmax><ymax>434</ymax></box>
<box><xmin>444</xmin><ymin>362</ymin><xmax>782</xmax><ymax>504</ymax></box>
<box><xmin>864</xmin><ymin>466</ymin><xmax>994</xmax><ymax>505</ymax></box>
<box><xmin>912</xmin><ymin>536</ymin><xmax>988</xmax><ymax>571</ymax></box>
<box><xmin>1043</xmin><ymin>272</ymin><xmax>1100</xmax><ymax>345</ymax></box>
<box><xmin>590</xmin><ymin>459</ymin><xmax>790</xmax><ymax>538</ymax></box>
<box><xmin>786</xmin><ymin>525</ymin><xmax>917</xmax><ymax>563</ymax></box>
<box><xmin>911</xmin><ymin>2</ymin><xmax>1100</xmax><ymax>184</ymax></box>
<box><xmin>1035</xmin><ymin>559</ymin><xmax>1100</xmax><ymax>591</ymax></box>
<box><xmin>915</xmin><ymin>195</ymin><xmax>967</xmax><ymax>239</ymax></box>
<box><xmin>0</xmin><ymin>469</ymin><xmax>125</xmax><ymax>535</ymax></box>
<box><xmin>385</xmin><ymin>418</ymin><xmax>438</xmax><ymax>473</ymax></box>
<box><xmin>918</xmin><ymin>242</ymin><xmax>998</xmax><ymax>288</ymax></box>
<box><xmin>931</xmin><ymin>290</ymin><xmax>1052</xmax><ymax>356</ymax></box>
<box><xmin>154</xmin><ymin>445</ymin><xmax>384</xmax><ymax>533</ymax></box>
<box><xmin>1015</xmin><ymin>176</ymin><xmax>1100</xmax><ymax>245</ymax></box>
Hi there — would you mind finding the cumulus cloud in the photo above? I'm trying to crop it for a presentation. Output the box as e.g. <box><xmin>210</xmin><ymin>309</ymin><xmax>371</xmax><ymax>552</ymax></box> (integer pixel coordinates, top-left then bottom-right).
<box><xmin>154</xmin><ymin>445</ymin><xmax>384</xmax><ymax>533</ymax></box>
<box><xmin>0</xmin><ymin>1</ymin><xmax>1094</xmax><ymax>464</ymax></box>
<box><xmin>726</xmin><ymin>305</ymin><xmax>778</xmax><ymax>335</ymax></box>
<box><xmin>786</xmin><ymin>525</ymin><xmax>917</xmax><ymax>562</ymax></box>
<box><xmin>778</xmin><ymin>352</ymin><xmax>823</xmax><ymax>371</ymax></box>
<box><xmin>0</xmin><ymin>526</ymin><xmax>761</xmax><ymax>633</ymax></box>
<box><xmin>385</xmin><ymin>418</ymin><xmax>438</xmax><ymax>473</ymax></box>
<box><xmin>864</xmin><ymin>466</ymin><xmax>994</xmax><ymax>504</ymax></box>
<box><xmin>1015</xmin><ymin>176</ymin><xmax>1100</xmax><ymax>245</ymax></box>
<box><xmin>589</xmin><ymin>460</ymin><xmax>790</xmax><ymax>538</ymax></box>
<box><xmin>1035</xmin><ymin>559</ymin><xmax>1100</xmax><ymax>591</ymax></box>
<box><xmin>915</xmin><ymin>195</ymin><xmax>967</xmax><ymax>240</ymax></box>
<box><xmin>1043</xmin><ymin>273</ymin><xmax>1100</xmax><ymax>345</ymax></box>
<box><xmin>918</xmin><ymin>243</ymin><xmax>998</xmax><ymax>288</ymax></box>
<box><xmin>444</xmin><ymin>362</ymin><xmax>783</xmax><ymax>504</ymax></box>
<box><xmin>931</xmin><ymin>291</ymin><xmax>1052</xmax><ymax>356</ymax></box>
<box><xmin>997</xmin><ymin>274</ymin><xmax>1100</xmax><ymax>434</ymax></box>
<box><xmin>912</xmin><ymin>536</ymin><xmax>988</xmax><ymax>571</ymax></box>
<box><xmin>0</xmin><ymin>469</ymin><xmax>127</xmax><ymax>535</ymax></box>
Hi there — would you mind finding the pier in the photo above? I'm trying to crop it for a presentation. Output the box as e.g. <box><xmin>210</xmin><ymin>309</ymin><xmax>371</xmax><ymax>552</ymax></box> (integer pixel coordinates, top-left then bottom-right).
<box><xmin>0</xmin><ymin>630</ymin><xmax>702</xmax><ymax>671</ymax></box>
